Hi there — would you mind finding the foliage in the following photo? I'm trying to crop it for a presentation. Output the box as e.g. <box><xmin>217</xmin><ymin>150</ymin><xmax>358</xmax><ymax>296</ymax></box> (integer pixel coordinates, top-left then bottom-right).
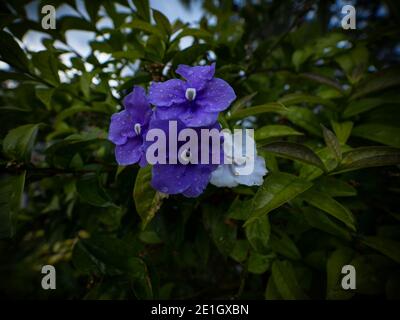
<box><xmin>1</xmin><ymin>0</ymin><xmax>400</xmax><ymax>299</ymax></box>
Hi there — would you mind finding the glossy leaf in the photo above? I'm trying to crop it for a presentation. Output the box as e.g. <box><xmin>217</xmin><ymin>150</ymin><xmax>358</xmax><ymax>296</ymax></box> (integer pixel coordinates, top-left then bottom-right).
<box><xmin>247</xmin><ymin>172</ymin><xmax>313</xmax><ymax>223</ymax></box>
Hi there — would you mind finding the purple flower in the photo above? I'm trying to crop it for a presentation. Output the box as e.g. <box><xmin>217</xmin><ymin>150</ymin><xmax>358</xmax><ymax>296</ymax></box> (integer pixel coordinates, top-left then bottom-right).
<box><xmin>108</xmin><ymin>86</ymin><xmax>152</xmax><ymax>166</ymax></box>
<box><xmin>148</xmin><ymin>63</ymin><xmax>236</xmax><ymax>127</ymax></box>
<box><xmin>145</xmin><ymin>118</ymin><xmax>222</xmax><ymax>197</ymax></box>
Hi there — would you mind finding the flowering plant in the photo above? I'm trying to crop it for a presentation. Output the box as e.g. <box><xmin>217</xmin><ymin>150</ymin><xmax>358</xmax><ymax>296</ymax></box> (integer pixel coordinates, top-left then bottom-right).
<box><xmin>108</xmin><ymin>64</ymin><xmax>267</xmax><ymax>197</ymax></box>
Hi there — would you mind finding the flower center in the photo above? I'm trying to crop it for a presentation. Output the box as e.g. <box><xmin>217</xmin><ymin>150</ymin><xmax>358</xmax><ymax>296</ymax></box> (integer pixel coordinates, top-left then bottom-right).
<box><xmin>180</xmin><ymin>149</ymin><xmax>192</xmax><ymax>163</ymax></box>
<box><xmin>185</xmin><ymin>88</ymin><xmax>197</xmax><ymax>101</ymax></box>
<box><xmin>134</xmin><ymin>123</ymin><xmax>141</xmax><ymax>135</ymax></box>
<box><xmin>233</xmin><ymin>156</ymin><xmax>247</xmax><ymax>166</ymax></box>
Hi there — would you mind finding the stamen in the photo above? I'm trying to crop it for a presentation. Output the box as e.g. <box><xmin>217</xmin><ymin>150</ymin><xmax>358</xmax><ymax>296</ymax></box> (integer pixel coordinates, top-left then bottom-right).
<box><xmin>185</xmin><ymin>88</ymin><xmax>197</xmax><ymax>101</ymax></box>
<box><xmin>180</xmin><ymin>149</ymin><xmax>192</xmax><ymax>163</ymax></box>
<box><xmin>134</xmin><ymin>123</ymin><xmax>141</xmax><ymax>135</ymax></box>
<box><xmin>233</xmin><ymin>156</ymin><xmax>246</xmax><ymax>166</ymax></box>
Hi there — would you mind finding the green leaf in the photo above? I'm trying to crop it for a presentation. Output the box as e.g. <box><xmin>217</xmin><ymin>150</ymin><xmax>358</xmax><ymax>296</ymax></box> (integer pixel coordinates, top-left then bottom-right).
<box><xmin>269</xmin><ymin>231</ymin><xmax>301</xmax><ymax>260</ymax></box>
<box><xmin>362</xmin><ymin>236</ymin><xmax>400</xmax><ymax>264</ymax></box>
<box><xmin>301</xmin><ymin>189</ymin><xmax>356</xmax><ymax>231</ymax></box>
<box><xmin>349</xmin><ymin>255</ymin><xmax>387</xmax><ymax>295</ymax></box>
<box><xmin>278</xmin><ymin>93</ymin><xmax>335</xmax><ymax>109</ymax></box>
<box><xmin>314</xmin><ymin>176</ymin><xmax>357</xmax><ymax>197</ymax></box>
<box><xmin>0</xmin><ymin>172</ymin><xmax>26</xmax><ymax>238</ymax></box>
<box><xmin>245</xmin><ymin>215</ymin><xmax>270</xmax><ymax>253</ymax></box>
<box><xmin>255</xmin><ymin>125</ymin><xmax>303</xmax><ymax>141</ymax></box>
<box><xmin>334</xmin><ymin>146</ymin><xmax>400</xmax><ymax>174</ymax></box>
<box><xmin>352</xmin><ymin>124</ymin><xmax>400</xmax><ymax>148</ymax></box>
<box><xmin>343</xmin><ymin>97</ymin><xmax>400</xmax><ymax>118</ymax></box>
<box><xmin>59</xmin><ymin>16</ymin><xmax>97</xmax><ymax>32</ymax></box>
<box><xmin>0</xmin><ymin>30</ymin><xmax>30</xmax><ymax>72</ymax></box>
<box><xmin>335</xmin><ymin>45</ymin><xmax>369</xmax><ymax>84</ymax></box>
<box><xmin>265</xmin><ymin>276</ymin><xmax>282</xmax><ymax>300</ymax></box>
<box><xmin>230</xmin><ymin>92</ymin><xmax>257</xmax><ymax>114</ymax></box>
<box><xmin>302</xmin><ymin>207</ymin><xmax>351</xmax><ymax>240</ymax></box>
<box><xmin>230</xmin><ymin>240</ymin><xmax>249</xmax><ymax>263</ymax></box>
<box><xmin>321</xmin><ymin>124</ymin><xmax>342</xmax><ymax>162</ymax></box>
<box><xmin>248</xmin><ymin>252</ymin><xmax>274</xmax><ymax>274</ymax></box>
<box><xmin>300</xmin><ymin>72</ymin><xmax>343</xmax><ymax>92</ymax></box>
<box><xmin>299</xmin><ymin>146</ymin><xmax>346</xmax><ymax>181</ymax></box>
<box><xmin>76</xmin><ymin>174</ymin><xmax>115</xmax><ymax>207</ymax></box>
<box><xmin>133</xmin><ymin>166</ymin><xmax>167</xmax><ymax>229</ymax></box>
<box><xmin>173</xmin><ymin>43</ymin><xmax>210</xmax><ymax>65</ymax></box>
<box><xmin>123</xmin><ymin>19</ymin><xmax>164</xmax><ymax>38</ymax></box>
<box><xmin>204</xmin><ymin>207</ymin><xmax>237</xmax><ymax>257</ymax></box>
<box><xmin>271</xmin><ymin>260</ymin><xmax>309</xmax><ymax>299</ymax></box>
<box><xmin>36</xmin><ymin>87</ymin><xmax>54</xmax><ymax>110</ymax></box>
<box><xmin>331</xmin><ymin>121</ymin><xmax>353</xmax><ymax>144</ymax></box>
<box><xmin>31</xmin><ymin>51</ymin><xmax>60</xmax><ymax>86</ymax></box>
<box><xmin>73</xmin><ymin>235</ymin><xmax>153</xmax><ymax>298</ymax></box>
<box><xmin>227</xmin><ymin>102</ymin><xmax>287</xmax><ymax>120</ymax></box>
<box><xmin>138</xmin><ymin>231</ymin><xmax>162</xmax><ymax>244</ymax></box>
<box><xmin>283</xmin><ymin>106</ymin><xmax>322</xmax><ymax>136</ymax></box>
<box><xmin>3</xmin><ymin>123</ymin><xmax>40</xmax><ymax>162</ymax></box>
<box><xmin>247</xmin><ymin>172</ymin><xmax>313</xmax><ymax>224</ymax></box>
<box><xmin>263</xmin><ymin>142</ymin><xmax>326</xmax><ymax>171</ymax></box>
<box><xmin>153</xmin><ymin>9</ymin><xmax>171</xmax><ymax>36</ymax></box>
<box><xmin>351</xmin><ymin>68</ymin><xmax>400</xmax><ymax>100</ymax></box>
<box><xmin>326</xmin><ymin>247</ymin><xmax>355</xmax><ymax>300</ymax></box>
<box><xmin>133</xmin><ymin>0</ymin><xmax>151</xmax><ymax>22</ymax></box>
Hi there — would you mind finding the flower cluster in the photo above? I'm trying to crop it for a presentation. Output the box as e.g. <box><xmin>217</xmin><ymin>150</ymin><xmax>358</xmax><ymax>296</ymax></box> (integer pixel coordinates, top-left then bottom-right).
<box><xmin>108</xmin><ymin>64</ymin><xmax>267</xmax><ymax>197</ymax></box>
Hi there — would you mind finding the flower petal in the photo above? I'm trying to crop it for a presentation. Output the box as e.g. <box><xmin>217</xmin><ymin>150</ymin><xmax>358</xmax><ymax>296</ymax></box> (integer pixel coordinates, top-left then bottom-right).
<box><xmin>149</xmin><ymin>79</ymin><xmax>186</xmax><ymax>107</ymax></box>
<box><xmin>123</xmin><ymin>86</ymin><xmax>152</xmax><ymax>124</ymax></box>
<box><xmin>210</xmin><ymin>164</ymin><xmax>239</xmax><ymax>187</ymax></box>
<box><xmin>235</xmin><ymin>156</ymin><xmax>268</xmax><ymax>186</ymax></box>
<box><xmin>179</xmin><ymin>108</ymin><xmax>220</xmax><ymax>127</ymax></box>
<box><xmin>176</xmin><ymin>63</ymin><xmax>215</xmax><ymax>83</ymax></box>
<box><xmin>115</xmin><ymin>136</ymin><xmax>142</xmax><ymax>165</ymax></box>
<box><xmin>154</xmin><ymin>104</ymin><xmax>187</xmax><ymax>121</ymax></box>
<box><xmin>181</xmin><ymin>165</ymin><xmax>213</xmax><ymax>197</ymax></box>
<box><xmin>196</xmin><ymin>78</ymin><xmax>236</xmax><ymax>112</ymax></box>
<box><xmin>151</xmin><ymin>164</ymin><xmax>191</xmax><ymax>194</ymax></box>
<box><xmin>108</xmin><ymin>110</ymin><xmax>135</xmax><ymax>145</ymax></box>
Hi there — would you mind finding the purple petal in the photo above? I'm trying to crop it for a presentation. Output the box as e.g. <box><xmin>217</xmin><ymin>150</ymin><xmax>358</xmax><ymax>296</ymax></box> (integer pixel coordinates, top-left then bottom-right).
<box><xmin>176</xmin><ymin>63</ymin><xmax>216</xmax><ymax>91</ymax></box>
<box><xmin>151</xmin><ymin>164</ymin><xmax>191</xmax><ymax>194</ymax></box>
<box><xmin>180</xmin><ymin>108</ymin><xmax>219</xmax><ymax>127</ymax></box>
<box><xmin>123</xmin><ymin>86</ymin><xmax>152</xmax><ymax>125</ymax></box>
<box><xmin>108</xmin><ymin>110</ymin><xmax>135</xmax><ymax>145</ymax></box>
<box><xmin>115</xmin><ymin>136</ymin><xmax>142</xmax><ymax>165</ymax></box>
<box><xmin>181</xmin><ymin>165</ymin><xmax>212</xmax><ymax>197</ymax></box>
<box><xmin>196</xmin><ymin>78</ymin><xmax>236</xmax><ymax>112</ymax></box>
<box><xmin>149</xmin><ymin>79</ymin><xmax>186</xmax><ymax>107</ymax></box>
<box><xmin>154</xmin><ymin>104</ymin><xmax>187</xmax><ymax>120</ymax></box>
<box><xmin>176</xmin><ymin>63</ymin><xmax>215</xmax><ymax>82</ymax></box>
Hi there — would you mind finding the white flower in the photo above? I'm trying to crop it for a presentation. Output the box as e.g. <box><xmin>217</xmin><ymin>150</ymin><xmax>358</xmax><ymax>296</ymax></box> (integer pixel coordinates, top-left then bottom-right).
<box><xmin>210</xmin><ymin>130</ymin><xmax>268</xmax><ymax>187</ymax></box>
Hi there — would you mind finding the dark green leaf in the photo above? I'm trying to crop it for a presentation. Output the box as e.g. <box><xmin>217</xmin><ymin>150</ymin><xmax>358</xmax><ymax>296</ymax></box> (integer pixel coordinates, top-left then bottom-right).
<box><xmin>334</xmin><ymin>146</ymin><xmax>400</xmax><ymax>174</ymax></box>
<box><xmin>0</xmin><ymin>30</ymin><xmax>30</xmax><ymax>72</ymax></box>
<box><xmin>245</xmin><ymin>215</ymin><xmax>270</xmax><ymax>253</ymax></box>
<box><xmin>326</xmin><ymin>247</ymin><xmax>355</xmax><ymax>300</ymax></box>
<box><xmin>76</xmin><ymin>174</ymin><xmax>115</xmax><ymax>207</ymax></box>
<box><xmin>263</xmin><ymin>142</ymin><xmax>326</xmax><ymax>170</ymax></box>
<box><xmin>301</xmin><ymin>189</ymin><xmax>356</xmax><ymax>231</ymax></box>
<box><xmin>271</xmin><ymin>260</ymin><xmax>309</xmax><ymax>299</ymax></box>
<box><xmin>255</xmin><ymin>125</ymin><xmax>303</xmax><ymax>141</ymax></box>
<box><xmin>0</xmin><ymin>172</ymin><xmax>25</xmax><ymax>238</ymax></box>
<box><xmin>3</xmin><ymin>124</ymin><xmax>40</xmax><ymax>162</ymax></box>
<box><xmin>321</xmin><ymin>124</ymin><xmax>342</xmax><ymax>162</ymax></box>
<box><xmin>227</xmin><ymin>102</ymin><xmax>287</xmax><ymax>120</ymax></box>
<box><xmin>352</xmin><ymin>124</ymin><xmax>400</xmax><ymax>148</ymax></box>
<box><xmin>247</xmin><ymin>172</ymin><xmax>313</xmax><ymax>223</ymax></box>
<box><xmin>362</xmin><ymin>236</ymin><xmax>400</xmax><ymax>264</ymax></box>
<box><xmin>133</xmin><ymin>166</ymin><xmax>167</xmax><ymax>228</ymax></box>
